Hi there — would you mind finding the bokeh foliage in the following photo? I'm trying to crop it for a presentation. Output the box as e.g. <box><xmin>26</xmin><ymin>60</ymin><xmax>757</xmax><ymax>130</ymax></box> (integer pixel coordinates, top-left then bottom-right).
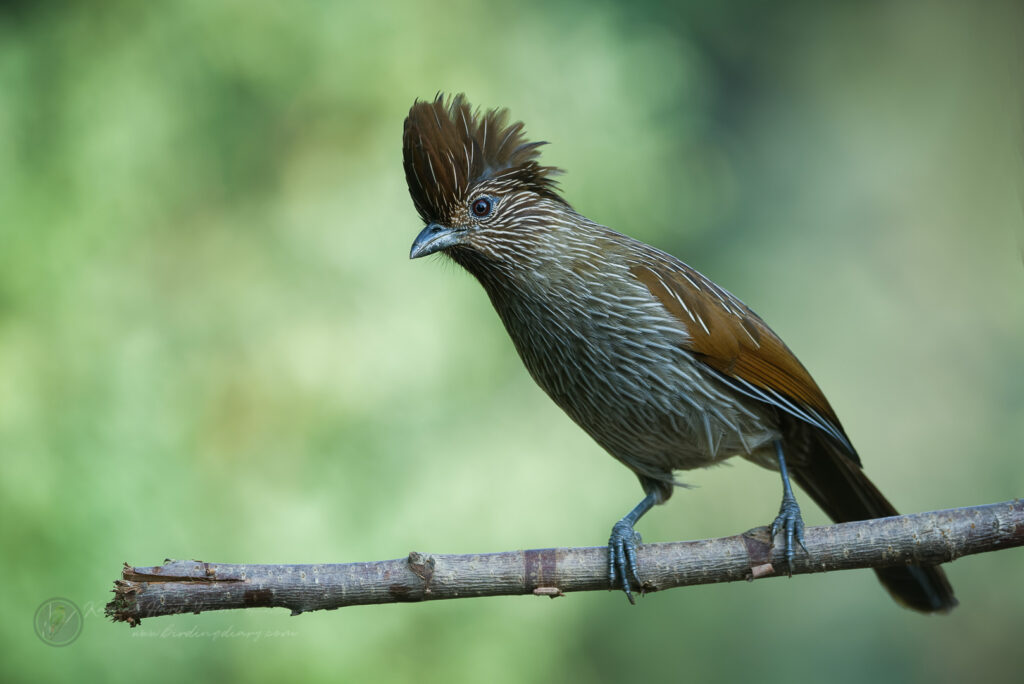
<box><xmin>1</xmin><ymin>1</ymin><xmax>1022</xmax><ymax>682</ymax></box>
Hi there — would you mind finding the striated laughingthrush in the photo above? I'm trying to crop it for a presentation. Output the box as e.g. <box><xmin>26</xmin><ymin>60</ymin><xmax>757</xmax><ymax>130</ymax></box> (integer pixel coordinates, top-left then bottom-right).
<box><xmin>402</xmin><ymin>94</ymin><xmax>956</xmax><ymax>612</ymax></box>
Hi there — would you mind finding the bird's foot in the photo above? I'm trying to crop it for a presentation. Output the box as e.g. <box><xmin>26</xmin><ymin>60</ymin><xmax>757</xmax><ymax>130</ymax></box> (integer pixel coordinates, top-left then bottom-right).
<box><xmin>608</xmin><ymin>519</ymin><xmax>644</xmax><ymax>604</ymax></box>
<box><xmin>769</xmin><ymin>493</ymin><xmax>807</xmax><ymax>575</ymax></box>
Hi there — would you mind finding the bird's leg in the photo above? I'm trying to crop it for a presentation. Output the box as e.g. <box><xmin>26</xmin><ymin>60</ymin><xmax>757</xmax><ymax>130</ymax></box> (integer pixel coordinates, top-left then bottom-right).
<box><xmin>769</xmin><ymin>440</ymin><xmax>808</xmax><ymax>574</ymax></box>
<box><xmin>608</xmin><ymin>490</ymin><xmax>659</xmax><ymax>604</ymax></box>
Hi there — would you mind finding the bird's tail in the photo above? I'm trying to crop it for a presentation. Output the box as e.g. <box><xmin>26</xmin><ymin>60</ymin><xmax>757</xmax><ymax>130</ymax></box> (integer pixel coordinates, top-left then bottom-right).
<box><xmin>792</xmin><ymin>435</ymin><xmax>957</xmax><ymax>613</ymax></box>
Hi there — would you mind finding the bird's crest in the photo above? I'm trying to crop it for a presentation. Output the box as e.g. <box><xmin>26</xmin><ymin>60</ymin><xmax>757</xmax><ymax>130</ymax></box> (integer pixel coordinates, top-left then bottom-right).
<box><xmin>403</xmin><ymin>93</ymin><xmax>564</xmax><ymax>224</ymax></box>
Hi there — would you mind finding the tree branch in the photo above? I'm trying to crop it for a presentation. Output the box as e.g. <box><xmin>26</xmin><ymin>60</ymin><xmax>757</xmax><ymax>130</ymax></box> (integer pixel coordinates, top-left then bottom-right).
<box><xmin>107</xmin><ymin>500</ymin><xmax>1022</xmax><ymax>625</ymax></box>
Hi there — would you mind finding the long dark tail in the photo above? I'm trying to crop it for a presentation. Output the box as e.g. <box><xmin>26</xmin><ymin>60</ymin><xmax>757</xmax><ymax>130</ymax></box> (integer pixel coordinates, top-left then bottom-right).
<box><xmin>792</xmin><ymin>434</ymin><xmax>957</xmax><ymax>613</ymax></box>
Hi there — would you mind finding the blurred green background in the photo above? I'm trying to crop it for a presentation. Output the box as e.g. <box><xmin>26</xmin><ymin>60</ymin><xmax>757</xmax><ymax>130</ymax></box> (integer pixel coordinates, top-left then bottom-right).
<box><xmin>2</xmin><ymin>0</ymin><xmax>1022</xmax><ymax>681</ymax></box>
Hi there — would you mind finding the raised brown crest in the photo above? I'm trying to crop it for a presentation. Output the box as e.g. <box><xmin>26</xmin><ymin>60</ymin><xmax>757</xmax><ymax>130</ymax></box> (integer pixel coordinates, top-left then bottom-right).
<box><xmin>403</xmin><ymin>94</ymin><xmax>565</xmax><ymax>225</ymax></box>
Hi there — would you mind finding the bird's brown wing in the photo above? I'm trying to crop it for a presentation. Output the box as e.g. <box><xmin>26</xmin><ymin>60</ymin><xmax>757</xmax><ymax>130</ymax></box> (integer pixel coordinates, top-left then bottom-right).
<box><xmin>630</xmin><ymin>247</ymin><xmax>958</xmax><ymax>611</ymax></box>
<box><xmin>629</xmin><ymin>248</ymin><xmax>856</xmax><ymax>458</ymax></box>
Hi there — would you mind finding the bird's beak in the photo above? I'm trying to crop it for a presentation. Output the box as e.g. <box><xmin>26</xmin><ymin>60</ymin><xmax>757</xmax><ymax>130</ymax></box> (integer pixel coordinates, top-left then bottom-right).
<box><xmin>410</xmin><ymin>223</ymin><xmax>466</xmax><ymax>259</ymax></box>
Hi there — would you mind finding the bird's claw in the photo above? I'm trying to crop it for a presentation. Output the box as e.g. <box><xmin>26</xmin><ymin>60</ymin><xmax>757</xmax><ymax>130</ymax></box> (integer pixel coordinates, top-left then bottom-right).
<box><xmin>608</xmin><ymin>520</ymin><xmax>644</xmax><ymax>604</ymax></box>
<box><xmin>770</xmin><ymin>494</ymin><xmax>807</xmax><ymax>575</ymax></box>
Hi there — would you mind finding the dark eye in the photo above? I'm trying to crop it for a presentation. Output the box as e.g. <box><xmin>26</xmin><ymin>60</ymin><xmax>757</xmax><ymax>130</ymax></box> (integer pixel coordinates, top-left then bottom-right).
<box><xmin>471</xmin><ymin>197</ymin><xmax>493</xmax><ymax>218</ymax></box>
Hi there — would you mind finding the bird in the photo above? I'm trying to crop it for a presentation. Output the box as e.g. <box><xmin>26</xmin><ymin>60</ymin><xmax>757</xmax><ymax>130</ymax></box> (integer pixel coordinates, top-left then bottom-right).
<box><xmin>401</xmin><ymin>93</ymin><xmax>956</xmax><ymax>613</ymax></box>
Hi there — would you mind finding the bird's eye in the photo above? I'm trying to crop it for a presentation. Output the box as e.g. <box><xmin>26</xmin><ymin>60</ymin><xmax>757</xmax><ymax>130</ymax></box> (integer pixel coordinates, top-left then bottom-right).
<box><xmin>471</xmin><ymin>197</ymin><xmax>493</xmax><ymax>218</ymax></box>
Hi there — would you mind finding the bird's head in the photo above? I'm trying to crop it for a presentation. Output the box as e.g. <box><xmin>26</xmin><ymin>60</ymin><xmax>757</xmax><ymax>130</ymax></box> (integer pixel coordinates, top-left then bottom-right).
<box><xmin>403</xmin><ymin>94</ymin><xmax>567</xmax><ymax>266</ymax></box>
